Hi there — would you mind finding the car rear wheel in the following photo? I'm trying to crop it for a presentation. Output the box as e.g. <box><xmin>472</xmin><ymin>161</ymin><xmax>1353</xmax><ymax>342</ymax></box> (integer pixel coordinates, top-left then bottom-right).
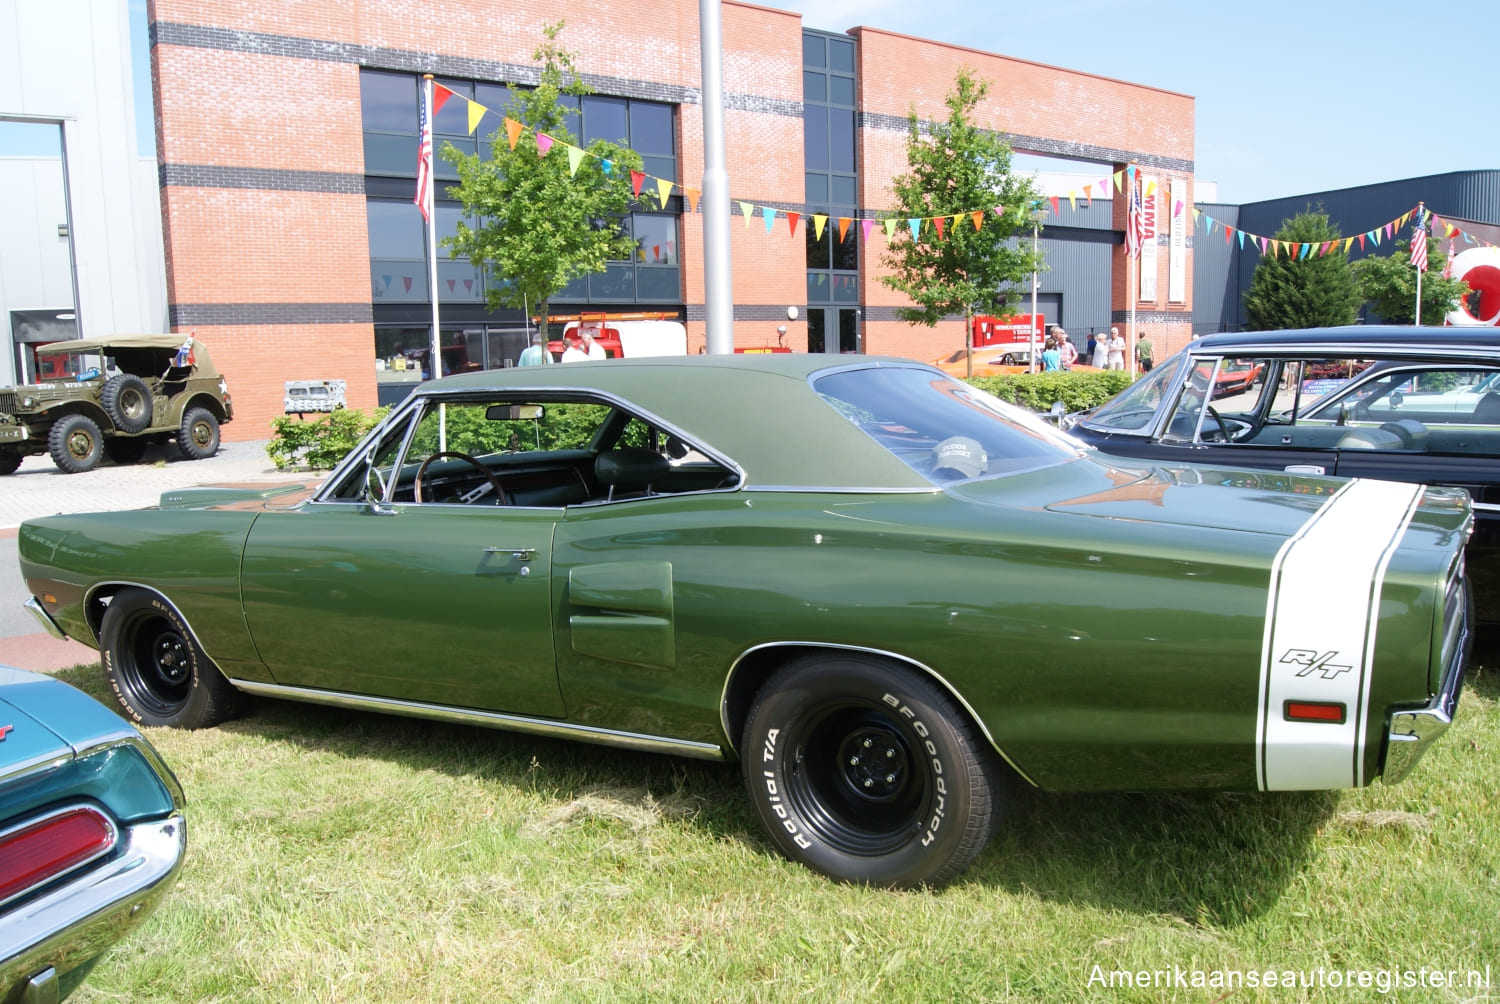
<box><xmin>100</xmin><ymin>588</ymin><xmax>243</xmax><ymax>728</ymax></box>
<box><xmin>48</xmin><ymin>414</ymin><xmax>104</xmax><ymax>473</ymax></box>
<box><xmin>101</xmin><ymin>373</ymin><xmax>154</xmax><ymax>433</ymax></box>
<box><xmin>177</xmin><ymin>406</ymin><xmax>220</xmax><ymax>460</ymax></box>
<box><xmin>741</xmin><ymin>653</ymin><xmax>1003</xmax><ymax>888</ymax></box>
<box><xmin>104</xmin><ymin>436</ymin><xmax>150</xmax><ymax>465</ymax></box>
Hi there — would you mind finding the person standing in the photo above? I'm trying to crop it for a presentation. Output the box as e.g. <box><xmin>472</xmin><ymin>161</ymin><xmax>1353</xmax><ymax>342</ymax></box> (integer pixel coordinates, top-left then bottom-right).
<box><xmin>561</xmin><ymin>328</ymin><xmax>607</xmax><ymax>362</ymax></box>
<box><xmin>1040</xmin><ymin>336</ymin><xmax>1062</xmax><ymax>372</ymax></box>
<box><xmin>518</xmin><ymin>333</ymin><xmax>548</xmax><ymax>366</ymax></box>
<box><xmin>1086</xmin><ymin>332</ymin><xmax>1098</xmax><ymax>363</ymax></box>
<box><xmin>1059</xmin><ymin>331</ymin><xmax>1078</xmax><ymax>370</ymax></box>
<box><xmin>1136</xmin><ymin>334</ymin><xmax>1154</xmax><ymax>373</ymax></box>
<box><xmin>1094</xmin><ymin>328</ymin><xmax>1113</xmax><ymax>369</ymax></box>
<box><xmin>1106</xmin><ymin>328</ymin><xmax>1126</xmax><ymax>371</ymax></box>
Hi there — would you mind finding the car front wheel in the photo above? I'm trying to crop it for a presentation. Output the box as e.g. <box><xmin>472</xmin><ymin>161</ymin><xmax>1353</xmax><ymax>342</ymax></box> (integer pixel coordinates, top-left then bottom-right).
<box><xmin>177</xmin><ymin>406</ymin><xmax>220</xmax><ymax>460</ymax></box>
<box><xmin>741</xmin><ymin>653</ymin><xmax>1004</xmax><ymax>888</ymax></box>
<box><xmin>100</xmin><ymin>588</ymin><xmax>243</xmax><ymax>728</ymax></box>
<box><xmin>48</xmin><ymin>414</ymin><xmax>104</xmax><ymax>473</ymax></box>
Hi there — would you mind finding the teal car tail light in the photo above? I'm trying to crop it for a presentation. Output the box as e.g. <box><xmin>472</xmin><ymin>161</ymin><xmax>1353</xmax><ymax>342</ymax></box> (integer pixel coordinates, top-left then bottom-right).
<box><xmin>0</xmin><ymin>805</ymin><xmax>118</xmax><ymax>907</ymax></box>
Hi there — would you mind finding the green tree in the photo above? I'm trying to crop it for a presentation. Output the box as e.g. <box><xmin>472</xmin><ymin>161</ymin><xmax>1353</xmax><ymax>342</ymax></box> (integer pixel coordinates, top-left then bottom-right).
<box><xmin>441</xmin><ymin>22</ymin><xmax>644</xmax><ymax>342</ymax></box>
<box><xmin>1352</xmin><ymin>239</ymin><xmax>1469</xmax><ymax>324</ymax></box>
<box><xmin>1242</xmin><ymin>210</ymin><xmax>1361</xmax><ymax>330</ymax></box>
<box><xmin>879</xmin><ymin>67</ymin><xmax>1044</xmax><ymax>373</ymax></box>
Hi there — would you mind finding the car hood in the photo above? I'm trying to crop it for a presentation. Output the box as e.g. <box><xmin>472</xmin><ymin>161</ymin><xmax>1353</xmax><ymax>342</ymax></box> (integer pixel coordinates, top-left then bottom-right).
<box><xmin>158</xmin><ymin>480</ymin><xmax>322</xmax><ymax>511</ymax></box>
<box><xmin>953</xmin><ymin>455</ymin><xmax>1358</xmax><ymax>537</ymax></box>
<box><xmin>0</xmin><ymin>667</ymin><xmax>136</xmax><ymax>778</ymax></box>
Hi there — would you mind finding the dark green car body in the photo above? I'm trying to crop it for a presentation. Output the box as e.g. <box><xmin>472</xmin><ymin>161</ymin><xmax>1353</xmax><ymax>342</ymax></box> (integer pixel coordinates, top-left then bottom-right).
<box><xmin>17</xmin><ymin>355</ymin><xmax>1473</xmax><ymax>885</ymax></box>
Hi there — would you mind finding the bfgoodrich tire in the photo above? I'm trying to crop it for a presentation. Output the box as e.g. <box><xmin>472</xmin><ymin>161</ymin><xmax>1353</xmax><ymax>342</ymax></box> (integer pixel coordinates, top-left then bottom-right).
<box><xmin>741</xmin><ymin>653</ymin><xmax>1004</xmax><ymax>888</ymax></box>
<box><xmin>48</xmin><ymin>414</ymin><xmax>104</xmax><ymax>473</ymax></box>
<box><xmin>101</xmin><ymin>373</ymin><xmax>153</xmax><ymax>433</ymax></box>
<box><xmin>177</xmin><ymin>406</ymin><xmax>220</xmax><ymax>460</ymax></box>
<box><xmin>100</xmin><ymin>588</ymin><xmax>243</xmax><ymax>728</ymax></box>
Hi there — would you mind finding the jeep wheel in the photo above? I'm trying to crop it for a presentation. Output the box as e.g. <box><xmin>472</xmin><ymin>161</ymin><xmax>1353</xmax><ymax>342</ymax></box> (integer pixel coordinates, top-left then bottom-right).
<box><xmin>0</xmin><ymin>450</ymin><xmax>21</xmax><ymax>476</ymax></box>
<box><xmin>178</xmin><ymin>407</ymin><xmax>220</xmax><ymax>460</ymax></box>
<box><xmin>101</xmin><ymin>374</ymin><xmax>153</xmax><ymax>433</ymax></box>
<box><xmin>48</xmin><ymin>414</ymin><xmax>104</xmax><ymax>473</ymax></box>
<box><xmin>105</xmin><ymin>437</ymin><xmax>150</xmax><ymax>465</ymax></box>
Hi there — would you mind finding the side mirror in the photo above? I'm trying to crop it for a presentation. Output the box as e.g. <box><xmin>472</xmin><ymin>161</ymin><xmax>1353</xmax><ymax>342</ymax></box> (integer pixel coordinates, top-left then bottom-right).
<box><xmin>1047</xmin><ymin>401</ymin><xmax>1067</xmax><ymax>425</ymax></box>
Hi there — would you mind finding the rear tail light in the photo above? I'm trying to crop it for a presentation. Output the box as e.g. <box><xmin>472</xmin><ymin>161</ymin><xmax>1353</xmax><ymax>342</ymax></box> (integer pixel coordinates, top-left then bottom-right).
<box><xmin>0</xmin><ymin>805</ymin><xmax>118</xmax><ymax>907</ymax></box>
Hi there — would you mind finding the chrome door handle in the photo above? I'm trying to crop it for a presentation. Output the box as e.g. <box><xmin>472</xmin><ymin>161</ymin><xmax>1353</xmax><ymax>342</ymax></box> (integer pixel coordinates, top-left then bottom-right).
<box><xmin>483</xmin><ymin>547</ymin><xmax>535</xmax><ymax>561</ymax></box>
<box><xmin>1284</xmin><ymin>465</ymin><xmax>1325</xmax><ymax>475</ymax></box>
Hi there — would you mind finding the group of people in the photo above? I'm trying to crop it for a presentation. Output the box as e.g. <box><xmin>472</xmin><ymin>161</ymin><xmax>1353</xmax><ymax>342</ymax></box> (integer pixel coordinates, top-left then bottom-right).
<box><xmin>1040</xmin><ymin>326</ymin><xmax>1155</xmax><ymax>374</ymax></box>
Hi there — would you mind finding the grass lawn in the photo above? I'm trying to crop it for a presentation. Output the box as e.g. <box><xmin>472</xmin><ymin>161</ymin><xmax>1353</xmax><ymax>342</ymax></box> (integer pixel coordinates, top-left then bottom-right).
<box><xmin>59</xmin><ymin>649</ymin><xmax>1498</xmax><ymax>1003</ymax></box>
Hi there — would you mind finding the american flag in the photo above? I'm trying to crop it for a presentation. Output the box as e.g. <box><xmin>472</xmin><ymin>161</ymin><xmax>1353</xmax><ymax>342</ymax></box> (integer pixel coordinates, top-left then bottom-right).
<box><xmin>1124</xmin><ymin>181</ymin><xmax>1143</xmax><ymax>259</ymax></box>
<box><xmin>414</xmin><ymin>82</ymin><xmax>433</xmax><ymax>223</ymax></box>
<box><xmin>1410</xmin><ymin>209</ymin><xmax>1428</xmax><ymax>272</ymax></box>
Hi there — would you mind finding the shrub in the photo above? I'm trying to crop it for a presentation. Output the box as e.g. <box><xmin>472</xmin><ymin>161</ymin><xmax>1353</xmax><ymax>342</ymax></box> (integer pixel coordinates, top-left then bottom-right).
<box><xmin>967</xmin><ymin>369</ymin><xmax>1134</xmax><ymax>413</ymax></box>
<box><xmin>267</xmin><ymin>406</ymin><xmax>389</xmax><ymax>471</ymax></box>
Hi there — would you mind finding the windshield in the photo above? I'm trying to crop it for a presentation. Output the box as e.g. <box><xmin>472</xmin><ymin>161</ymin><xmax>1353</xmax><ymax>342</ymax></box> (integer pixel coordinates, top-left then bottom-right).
<box><xmin>813</xmin><ymin>366</ymin><xmax>1084</xmax><ymax>485</ymax></box>
<box><xmin>1081</xmin><ymin>349</ymin><xmax>1184</xmax><ymax>433</ymax></box>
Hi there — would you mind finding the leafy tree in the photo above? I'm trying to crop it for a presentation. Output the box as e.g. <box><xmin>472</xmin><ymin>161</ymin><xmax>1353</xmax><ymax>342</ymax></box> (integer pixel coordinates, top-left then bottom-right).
<box><xmin>1352</xmin><ymin>239</ymin><xmax>1470</xmax><ymax>324</ymax></box>
<box><xmin>441</xmin><ymin>22</ymin><xmax>644</xmax><ymax>342</ymax></box>
<box><xmin>880</xmin><ymin>67</ymin><xmax>1044</xmax><ymax>372</ymax></box>
<box><xmin>1242</xmin><ymin>210</ymin><xmax>1361</xmax><ymax>330</ymax></box>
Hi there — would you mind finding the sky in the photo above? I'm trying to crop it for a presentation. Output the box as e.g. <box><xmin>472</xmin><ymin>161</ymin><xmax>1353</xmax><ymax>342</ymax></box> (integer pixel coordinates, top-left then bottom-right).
<box><xmin>6</xmin><ymin>0</ymin><xmax>1496</xmax><ymax>208</ymax></box>
<box><xmin>771</xmin><ymin>0</ymin><xmax>1500</xmax><ymax>205</ymax></box>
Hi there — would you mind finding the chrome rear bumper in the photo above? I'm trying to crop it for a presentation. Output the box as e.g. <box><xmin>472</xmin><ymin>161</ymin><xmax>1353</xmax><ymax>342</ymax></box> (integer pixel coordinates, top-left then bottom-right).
<box><xmin>1383</xmin><ymin>625</ymin><xmax>1468</xmax><ymax>785</ymax></box>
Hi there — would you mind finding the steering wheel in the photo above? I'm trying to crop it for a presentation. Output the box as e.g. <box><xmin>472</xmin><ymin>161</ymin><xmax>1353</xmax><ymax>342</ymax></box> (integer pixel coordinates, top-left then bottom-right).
<box><xmin>1205</xmin><ymin>406</ymin><xmax>1233</xmax><ymax>442</ymax></box>
<box><xmin>414</xmin><ymin>451</ymin><xmax>509</xmax><ymax>505</ymax></box>
<box><xmin>1204</xmin><ymin>406</ymin><xmax>1254</xmax><ymax>444</ymax></box>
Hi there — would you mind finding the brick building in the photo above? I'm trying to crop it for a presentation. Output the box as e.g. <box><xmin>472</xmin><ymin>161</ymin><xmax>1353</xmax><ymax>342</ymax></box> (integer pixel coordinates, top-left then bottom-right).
<box><xmin>142</xmin><ymin>0</ymin><xmax>1194</xmax><ymax>440</ymax></box>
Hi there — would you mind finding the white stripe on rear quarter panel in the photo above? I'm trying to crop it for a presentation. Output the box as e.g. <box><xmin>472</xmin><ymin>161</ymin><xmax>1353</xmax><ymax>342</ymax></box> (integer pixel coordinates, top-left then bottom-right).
<box><xmin>1258</xmin><ymin>479</ymin><xmax>1424</xmax><ymax>791</ymax></box>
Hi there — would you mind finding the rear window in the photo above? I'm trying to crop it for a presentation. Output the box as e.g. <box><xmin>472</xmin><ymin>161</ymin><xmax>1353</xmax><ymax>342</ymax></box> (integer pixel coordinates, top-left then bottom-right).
<box><xmin>813</xmin><ymin>366</ymin><xmax>1083</xmax><ymax>485</ymax></box>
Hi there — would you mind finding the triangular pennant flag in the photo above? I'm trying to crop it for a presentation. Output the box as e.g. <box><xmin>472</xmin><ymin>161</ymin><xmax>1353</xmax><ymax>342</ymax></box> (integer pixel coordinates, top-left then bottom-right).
<box><xmin>1083</xmin><ymin>184</ymin><xmax>1093</xmax><ymax>205</ymax></box>
<box><xmin>1373</xmin><ymin>229</ymin><xmax>1382</xmax><ymax>247</ymax></box>
<box><xmin>1145</xmin><ymin>181</ymin><xmax>1157</xmax><ymax>198</ymax></box>
<box><xmin>1358</xmin><ymin>234</ymin><xmax>1366</xmax><ymax>250</ymax></box>
<box><xmin>1223</xmin><ymin>226</ymin><xmax>1232</xmax><ymax>245</ymax></box>
<box><xmin>786</xmin><ymin>211</ymin><xmax>800</xmax><ymax>236</ymax></box>
<box><xmin>403</xmin><ymin>276</ymin><xmax>413</xmax><ymax>292</ymax></box>
<box><xmin>739</xmin><ymin>201</ymin><xmax>754</xmax><ymax>228</ymax></box>
<box><xmin>447</xmin><ymin>278</ymin><xmax>456</xmax><ymax>293</ymax></box>
<box><xmin>630</xmin><ymin>171</ymin><xmax>646</xmax><ymax>198</ymax></box>
<box><xmin>656</xmin><ymin>178</ymin><xmax>673</xmax><ymax>209</ymax></box>
<box><xmin>1114</xmin><ymin>170</ymin><xmax>1125</xmax><ymax>192</ymax></box>
<box><xmin>1099</xmin><ymin>177</ymin><xmax>1110</xmax><ymax>193</ymax></box>
<box><xmin>813</xmin><ymin>215</ymin><xmax>827</xmax><ymax>240</ymax></box>
<box><xmin>432</xmin><ymin>84</ymin><xmax>454</xmax><ymax>115</ymax></box>
<box><xmin>861</xmin><ymin>218</ymin><xmax>874</xmax><ymax>242</ymax></box>
<box><xmin>1297</xmin><ymin>243</ymin><xmax>1309</xmax><ymax>260</ymax></box>
<box><xmin>685</xmin><ymin>188</ymin><xmax>700</xmax><ymax>213</ymax></box>
<box><xmin>838</xmin><ymin>217</ymin><xmax>851</xmax><ymax>242</ymax></box>
<box><xmin>934</xmin><ymin>215</ymin><xmax>947</xmax><ymax>240</ymax></box>
<box><xmin>467</xmin><ymin>99</ymin><xmax>487</xmax><ymax>135</ymax></box>
<box><xmin>883</xmin><ymin>218</ymin><xmax>897</xmax><ymax>240</ymax></box>
<box><xmin>1173</xmin><ymin>200</ymin><xmax>1183</xmax><ymax>217</ymax></box>
<box><xmin>566</xmin><ymin>145</ymin><xmax>585</xmax><ymax>176</ymax></box>
<box><xmin>535</xmin><ymin>133</ymin><xmax>554</xmax><ymax>156</ymax></box>
<box><xmin>1193</xmin><ymin>208</ymin><xmax>1201</xmax><ymax>221</ymax></box>
<box><xmin>907</xmin><ymin>218</ymin><xmax>921</xmax><ymax>241</ymax></box>
<box><xmin>1259</xmin><ymin>238</ymin><xmax>1267</xmax><ymax>255</ymax></box>
<box><xmin>1343</xmin><ymin>237</ymin><xmax>1353</xmax><ymax>253</ymax></box>
<box><xmin>970</xmin><ymin>211</ymin><xmax>984</xmax><ymax>232</ymax></box>
<box><xmin>1237</xmin><ymin>230</ymin><xmax>1246</xmax><ymax>249</ymax></box>
<box><xmin>1270</xmin><ymin>240</ymin><xmax>1280</xmax><ymax>256</ymax></box>
<box><xmin>381</xmin><ymin>274</ymin><xmax>392</xmax><ymax>289</ymax></box>
<box><xmin>763</xmin><ymin>206</ymin><xmax>777</xmax><ymax>233</ymax></box>
<box><xmin>504</xmin><ymin>118</ymin><xmax>523</xmax><ymax>150</ymax></box>
<box><xmin>1126</xmin><ymin>165</ymin><xmax>1137</xmax><ymax>182</ymax></box>
<box><xmin>952</xmin><ymin>214</ymin><xmax>962</xmax><ymax>234</ymax></box>
<box><xmin>601</xmin><ymin>159</ymin><xmax>613</xmax><ymax>175</ymax></box>
<box><xmin>1067</xmin><ymin>191</ymin><xmax>1077</xmax><ymax>211</ymax></box>
<box><xmin>1049</xmin><ymin>196</ymin><xmax>1060</xmax><ymax>215</ymax></box>
<box><xmin>993</xmin><ymin>205</ymin><xmax>1004</xmax><ymax>217</ymax></box>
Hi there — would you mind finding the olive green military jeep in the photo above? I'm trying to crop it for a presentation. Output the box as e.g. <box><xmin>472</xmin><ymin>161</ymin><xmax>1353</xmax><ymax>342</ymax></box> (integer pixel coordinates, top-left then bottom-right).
<box><xmin>0</xmin><ymin>334</ymin><xmax>233</xmax><ymax>475</ymax></box>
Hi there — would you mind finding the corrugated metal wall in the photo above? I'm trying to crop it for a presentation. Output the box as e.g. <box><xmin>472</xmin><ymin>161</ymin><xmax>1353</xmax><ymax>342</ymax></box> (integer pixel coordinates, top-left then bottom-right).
<box><xmin>1033</xmin><ymin>200</ymin><xmax>1118</xmax><ymax>340</ymax></box>
<box><xmin>1205</xmin><ymin>170</ymin><xmax>1500</xmax><ymax>330</ymax></box>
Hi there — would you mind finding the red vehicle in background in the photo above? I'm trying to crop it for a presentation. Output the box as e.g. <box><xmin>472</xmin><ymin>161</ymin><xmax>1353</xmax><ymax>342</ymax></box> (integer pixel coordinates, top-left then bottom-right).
<box><xmin>546</xmin><ymin>312</ymin><xmax>687</xmax><ymax>360</ymax></box>
<box><xmin>970</xmin><ymin>314</ymin><xmax>1044</xmax><ymax>365</ymax></box>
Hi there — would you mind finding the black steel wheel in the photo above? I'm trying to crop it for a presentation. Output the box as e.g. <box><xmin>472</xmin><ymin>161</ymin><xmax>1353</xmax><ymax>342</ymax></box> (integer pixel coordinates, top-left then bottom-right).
<box><xmin>47</xmin><ymin>414</ymin><xmax>104</xmax><ymax>473</ymax></box>
<box><xmin>100</xmin><ymin>588</ymin><xmax>243</xmax><ymax>728</ymax></box>
<box><xmin>101</xmin><ymin>374</ymin><xmax>153</xmax><ymax>433</ymax></box>
<box><xmin>741</xmin><ymin>653</ymin><xmax>1004</xmax><ymax>888</ymax></box>
<box><xmin>177</xmin><ymin>406</ymin><xmax>220</xmax><ymax>460</ymax></box>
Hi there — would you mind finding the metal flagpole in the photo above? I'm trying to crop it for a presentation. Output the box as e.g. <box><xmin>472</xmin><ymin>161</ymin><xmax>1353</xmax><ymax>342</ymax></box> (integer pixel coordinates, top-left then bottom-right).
<box><xmin>1029</xmin><ymin>217</ymin><xmax>1039</xmax><ymax>375</ymax></box>
<box><xmin>699</xmin><ymin>0</ymin><xmax>735</xmax><ymax>353</ymax></box>
<box><xmin>1414</xmin><ymin>202</ymin><xmax>1424</xmax><ymax>326</ymax></box>
<box><xmin>421</xmin><ymin>75</ymin><xmax>442</xmax><ymax>380</ymax></box>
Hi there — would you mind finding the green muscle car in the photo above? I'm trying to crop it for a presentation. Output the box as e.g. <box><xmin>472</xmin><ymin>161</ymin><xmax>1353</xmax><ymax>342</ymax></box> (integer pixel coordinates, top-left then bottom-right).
<box><xmin>17</xmin><ymin>355</ymin><xmax>1472</xmax><ymax>888</ymax></box>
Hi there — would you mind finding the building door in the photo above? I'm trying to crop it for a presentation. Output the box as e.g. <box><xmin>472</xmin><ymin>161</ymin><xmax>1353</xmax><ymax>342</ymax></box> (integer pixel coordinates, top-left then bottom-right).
<box><xmin>807</xmin><ymin>307</ymin><xmax>860</xmax><ymax>354</ymax></box>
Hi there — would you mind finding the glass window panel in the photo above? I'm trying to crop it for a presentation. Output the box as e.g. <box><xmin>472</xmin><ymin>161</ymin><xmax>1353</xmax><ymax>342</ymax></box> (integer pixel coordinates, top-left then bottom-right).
<box><xmin>830</xmin><ymin>175</ymin><xmax>856</xmax><ymax>206</ymax></box>
<box><xmin>360</xmin><ymin>71</ymin><xmax>415</xmax><ymax>132</ymax></box>
<box><xmin>433</xmin><ymin>79</ymin><xmax>473</xmax><ymax>136</ymax></box>
<box><xmin>375</xmin><ymin>326</ymin><xmax>428</xmax><ymax>362</ymax></box>
<box><xmin>832</xmin><ymin>274</ymin><xmax>858</xmax><ymax>303</ymax></box>
<box><xmin>584</xmin><ymin>95</ymin><xmax>629</xmax><ymax>144</ymax></box>
<box><xmin>475</xmin><ymin>82</ymin><xmax>522</xmax><ymax>118</ymax></box>
<box><xmin>488</xmin><ymin>327</ymin><xmax>528</xmax><ymax>369</ymax></box>
<box><xmin>808</xmin><ymin>272</ymin><xmax>829</xmax><ymax>305</ymax></box>
<box><xmin>804</xmin><ymin>106</ymin><xmax>828</xmax><ymax>170</ymax></box>
<box><xmin>364</xmin><ymin>133</ymin><xmax>416</xmax><ymax>176</ymax></box>
<box><xmin>590</xmin><ymin>264</ymin><xmax>635</xmax><ymax>300</ymax></box>
<box><xmin>641</xmin><ymin>155</ymin><xmax>676</xmax><ymax>183</ymax></box>
<box><xmin>803</xmin><ymin>34</ymin><xmax>825</xmax><ymax>68</ymax></box>
<box><xmin>830</xmin><ymin>108</ymin><xmax>855</xmax><ymax>172</ymax></box>
<box><xmin>632</xmin><ymin>215</ymin><xmax>678</xmax><ymax>265</ymax></box>
<box><xmin>839</xmin><ymin>308</ymin><xmax>859</xmax><ymax>353</ymax></box>
<box><xmin>371</xmin><ymin>262</ymin><xmax>427</xmax><ymax>302</ymax></box>
<box><xmin>829</xmin><ymin>38</ymin><xmax>855</xmax><ymax>72</ymax></box>
<box><xmin>808</xmin><ymin>308</ymin><xmax>826</xmax><ymax>352</ymax></box>
<box><xmin>555</xmin><ymin>275</ymin><xmax>588</xmax><ymax>301</ymax></box>
<box><xmin>435</xmin><ymin>205</ymin><xmax>471</xmax><ymax>257</ymax></box>
<box><xmin>367</xmin><ymin>201</ymin><xmax>425</xmax><ymax>258</ymax></box>
<box><xmin>830</xmin><ymin>75</ymin><xmax>855</xmax><ymax>106</ymax></box>
<box><xmin>803</xmin><ymin>71</ymin><xmax>826</xmax><ymax>102</ymax></box>
<box><xmin>635</xmin><ymin>267</ymin><xmax>680</xmax><ymax>301</ymax></box>
<box><xmin>629</xmin><ymin>102</ymin><xmax>674</xmax><ymax>155</ymax></box>
<box><xmin>806</xmin><ymin>226</ymin><xmax>830</xmax><ymax>269</ymax></box>
<box><xmin>436</xmin><ymin>261</ymin><xmax>484</xmax><ymax>302</ymax></box>
<box><xmin>834</xmin><ymin>231</ymin><xmax>858</xmax><ymax>271</ymax></box>
<box><xmin>805</xmin><ymin>173</ymin><xmax>828</xmax><ymax>203</ymax></box>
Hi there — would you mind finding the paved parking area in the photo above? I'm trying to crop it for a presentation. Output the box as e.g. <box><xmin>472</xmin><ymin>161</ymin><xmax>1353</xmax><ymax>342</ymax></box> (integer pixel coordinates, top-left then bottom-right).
<box><xmin>1</xmin><ymin>439</ymin><xmax>304</xmax><ymax>671</ymax></box>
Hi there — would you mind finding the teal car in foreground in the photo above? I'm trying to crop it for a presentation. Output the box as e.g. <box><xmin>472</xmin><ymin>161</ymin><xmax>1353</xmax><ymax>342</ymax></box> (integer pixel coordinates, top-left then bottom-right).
<box><xmin>18</xmin><ymin>355</ymin><xmax>1472</xmax><ymax>888</ymax></box>
<box><xmin>0</xmin><ymin>666</ymin><xmax>185</xmax><ymax>1002</ymax></box>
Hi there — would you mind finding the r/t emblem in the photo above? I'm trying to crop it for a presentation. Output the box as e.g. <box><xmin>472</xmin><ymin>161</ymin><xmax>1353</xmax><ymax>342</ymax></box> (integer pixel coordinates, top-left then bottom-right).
<box><xmin>1280</xmin><ymin>649</ymin><xmax>1352</xmax><ymax>680</ymax></box>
